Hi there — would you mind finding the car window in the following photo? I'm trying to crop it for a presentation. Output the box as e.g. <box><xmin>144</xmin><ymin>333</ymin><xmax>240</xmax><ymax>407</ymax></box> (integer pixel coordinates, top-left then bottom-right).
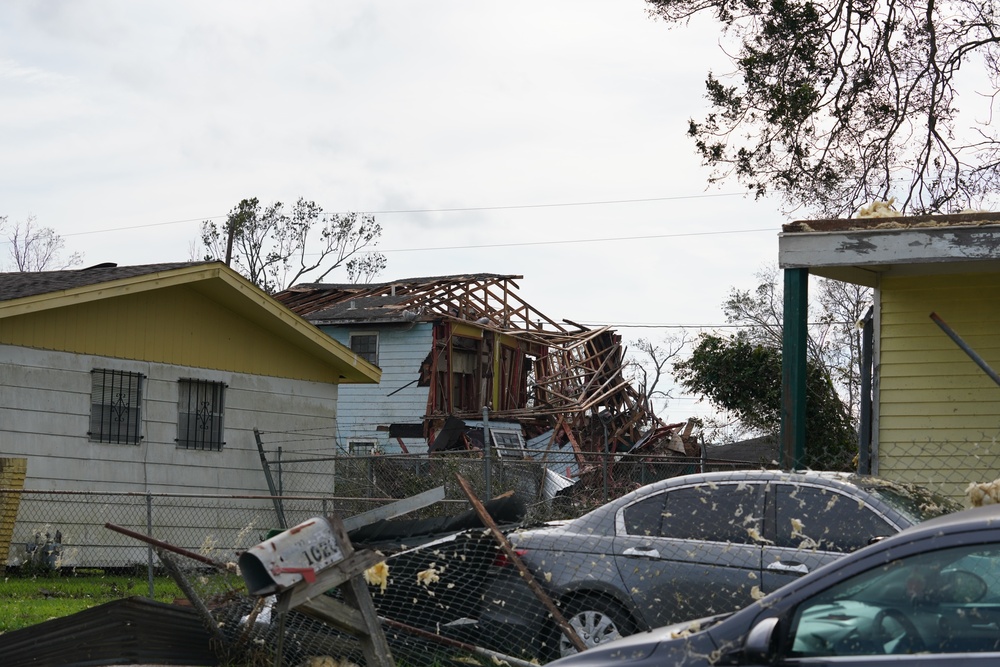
<box><xmin>774</xmin><ymin>485</ymin><xmax>894</xmax><ymax>553</ymax></box>
<box><xmin>622</xmin><ymin>493</ymin><xmax>666</xmax><ymax>536</ymax></box>
<box><xmin>854</xmin><ymin>477</ymin><xmax>962</xmax><ymax>523</ymax></box>
<box><xmin>660</xmin><ymin>483</ymin><xmax>759</xmax><ymax>543</ymax></box>
<box><xmin>788</xmin><ymin>543</ymin><xmax>1000</xmax><ymax>657</ymax></box>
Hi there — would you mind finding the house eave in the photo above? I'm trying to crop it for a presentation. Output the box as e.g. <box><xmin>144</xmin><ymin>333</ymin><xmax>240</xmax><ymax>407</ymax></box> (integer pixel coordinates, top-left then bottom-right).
<box><xmin>0</xmin><ymin>263</ymin><xmax>381</xmax><ymax>385</ymax></box>
<box><xmin>778</xmin><ymin>214</ymin><xmax>1000</xmax><ymax>286</ymax></box>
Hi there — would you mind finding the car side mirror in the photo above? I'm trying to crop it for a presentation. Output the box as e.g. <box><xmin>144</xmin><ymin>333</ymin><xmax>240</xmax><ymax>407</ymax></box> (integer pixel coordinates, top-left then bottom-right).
<box><xmin>743</xmin><ymin>616</ymin><xmax>780</xmax><ymax>664</ymax></box>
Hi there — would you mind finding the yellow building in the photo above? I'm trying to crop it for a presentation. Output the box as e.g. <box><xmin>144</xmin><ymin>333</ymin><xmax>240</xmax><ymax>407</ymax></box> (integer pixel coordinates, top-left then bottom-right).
<box><xmin>779</xmin><ymin>212</ymin><xmax>1000</xmax><ymax>500</ymax></box>
<box><xmin>0</xmin><ymin>261</ymin><xmax>379</xmax><ymax>566</ymax></box>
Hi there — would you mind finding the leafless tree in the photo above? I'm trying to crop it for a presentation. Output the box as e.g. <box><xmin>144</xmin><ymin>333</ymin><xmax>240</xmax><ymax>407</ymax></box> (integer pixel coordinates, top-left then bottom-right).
<box><xmin>1</xmin><ymin>215</ymin><xmax>83</xmax><ymax>272</ymax></box>
<box><xmin>627</xmin><ymin>332</ymin><xmax>691</xmax><ymax>418</ymax></box>
<box><xmin>201</xmin><ymin>197</ymin><xmax>387</xmax><ymax>294</ymax></box>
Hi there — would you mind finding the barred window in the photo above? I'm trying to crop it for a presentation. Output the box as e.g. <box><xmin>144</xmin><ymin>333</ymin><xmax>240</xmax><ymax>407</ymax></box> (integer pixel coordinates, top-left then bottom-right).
<box><xmin>350</xmin><ymin>333</ymin><xmax>379</xmax><ymax>365</ymax></box>
<box><xmin>89</xmin><ymin>369</ymin><xmax>144</xmax><ymax>445</ymax></box>
<box><xmin>177</xmin><ymin>379</ymin><xmax>226</xmax><ymax>451</ymax></box>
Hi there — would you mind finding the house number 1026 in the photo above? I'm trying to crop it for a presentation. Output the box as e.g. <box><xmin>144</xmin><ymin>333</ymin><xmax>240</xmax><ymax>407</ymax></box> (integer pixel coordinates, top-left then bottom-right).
<box><xmin>302</xmin><ymin>539</ymin><xmax>339</xmax><ymax>567</ymax></box>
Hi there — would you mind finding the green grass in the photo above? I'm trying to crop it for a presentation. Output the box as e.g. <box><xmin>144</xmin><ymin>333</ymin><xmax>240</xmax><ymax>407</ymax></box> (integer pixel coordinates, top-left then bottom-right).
<box><xmin>0</xmin><ymin>569</ymin><xmax>184</xmax><ymax>633</ymax></box>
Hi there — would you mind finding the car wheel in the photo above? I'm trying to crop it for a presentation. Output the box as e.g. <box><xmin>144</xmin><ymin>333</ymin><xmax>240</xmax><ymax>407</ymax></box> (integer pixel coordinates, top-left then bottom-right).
<box><xmin>547</xmin><ymin>595</ymin><xmax>635</xmax><ymax>660</ymax></box>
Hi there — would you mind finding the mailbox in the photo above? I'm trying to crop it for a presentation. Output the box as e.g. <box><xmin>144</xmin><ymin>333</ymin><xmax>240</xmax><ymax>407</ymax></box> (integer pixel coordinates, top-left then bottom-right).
<box><xmin>239</xmin><ymin>516</ymin><xmax>346</xmax><ymax>596</ymax></box>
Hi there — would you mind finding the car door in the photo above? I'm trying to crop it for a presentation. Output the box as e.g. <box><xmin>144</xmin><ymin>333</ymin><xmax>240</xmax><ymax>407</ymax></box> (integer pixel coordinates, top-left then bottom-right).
<box><xmin>614</xmin><ymin>481</ymin><xmax>764</xmax><ymax>629</ymax></box>
<box><xmin>761</xmin><ymin>482</ymin><xmax>898</xmax><ymax>595</ymax></box>
<box><xmin>774</xmin><ymin>541</ymin><xmax>1000</xmax><ymax>665</ymax></box>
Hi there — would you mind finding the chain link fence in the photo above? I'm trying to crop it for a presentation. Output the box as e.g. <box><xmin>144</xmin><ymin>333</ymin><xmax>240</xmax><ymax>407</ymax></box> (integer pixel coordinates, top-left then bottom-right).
<box><xmin>3</xmin><ymin>435</ymin><xmax>996</xmax><ymax>665</ymax></box>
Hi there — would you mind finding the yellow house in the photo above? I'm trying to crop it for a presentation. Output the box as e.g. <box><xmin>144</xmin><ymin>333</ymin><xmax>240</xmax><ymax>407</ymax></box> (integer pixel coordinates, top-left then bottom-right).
<box><xmin>0</xmin><ymin>261</ymin><xmax>380</xmax><ymax>565</ymax></box>
<box><xmin>779</xmin><ymin>212</ymin><xmax>1000</xmax><ymax>500</ymax></box>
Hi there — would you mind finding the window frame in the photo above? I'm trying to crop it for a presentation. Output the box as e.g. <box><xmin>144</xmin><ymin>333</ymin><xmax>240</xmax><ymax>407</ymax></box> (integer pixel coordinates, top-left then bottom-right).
<box><xmin>786</xmin><ymin>542</ymin><xmax>1000</xmax><ymax>658</ymax></box>
<box><xmin>490</xmin><ymin>428</ymin><xmax>525</xmax><ymax>459</ymax></box>
<box><xmin>176</xmin><ymin>378</ymin><xmax>227</xmax><ymax>452</ymax></box>
<box><xmin>349</xmin><ymin>332</ymin><xmax>379</xmax><ymax>366</ymax></box>
<box><xmin>88</xmin><ymin>368</ymin><xmax>145</xmax><ymax>445</ymax></box>
<box><xmin>348</xmin><ymin>439</ymin><xmax>378</xmax><ymax>456</ymax></box>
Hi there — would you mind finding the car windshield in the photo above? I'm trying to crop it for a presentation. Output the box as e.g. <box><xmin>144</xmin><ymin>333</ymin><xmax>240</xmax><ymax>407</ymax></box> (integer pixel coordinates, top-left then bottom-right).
<box><xmin>853</xmin><ymin>477</ymin><xmax>962</xmax><ymax>524</ymax></box>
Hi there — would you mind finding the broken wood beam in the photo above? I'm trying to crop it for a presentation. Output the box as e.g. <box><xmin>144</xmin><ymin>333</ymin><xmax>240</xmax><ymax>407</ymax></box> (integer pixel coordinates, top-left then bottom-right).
<box><xmin>453</xmin><ymin>473</ymin><xmax>587</xmax><ymax>653</ymax></box>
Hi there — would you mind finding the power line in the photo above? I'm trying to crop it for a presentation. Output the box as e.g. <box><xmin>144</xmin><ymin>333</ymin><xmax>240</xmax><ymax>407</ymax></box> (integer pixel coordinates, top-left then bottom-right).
<box><xmin>26</xmin><ymin>191</ymin><xmax>749</xmax><ymax>240</ymax></box>
<box><xmin>368</xmin><ymin>192</ymin><xmax>744</xmax><ymax>214</ymax></box>
<box><xmin>582</xmin><ymin>321</ymin><xmax>857</xmax><ymax>329</ymax></box>
<box><xmin>381</xmin><ymin>227</ymin><xmax>774</xmax><ymax>253</ymax></box>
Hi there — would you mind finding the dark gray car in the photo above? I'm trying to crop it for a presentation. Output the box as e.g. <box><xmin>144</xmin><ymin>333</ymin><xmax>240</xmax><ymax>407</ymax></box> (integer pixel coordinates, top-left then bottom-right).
<box><xmin>547</xmin><ymin>501</ymin><xmax>1000</xmax><ymax>667</ymax></box>
<box><xmin>479</xmin><ymin>470</ymin><xmax>960</xmax><ymax>660</ymax></box>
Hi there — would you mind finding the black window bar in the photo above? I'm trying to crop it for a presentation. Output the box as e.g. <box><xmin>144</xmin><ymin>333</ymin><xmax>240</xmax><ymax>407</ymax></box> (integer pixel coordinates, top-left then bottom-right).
<box><xmin>177</xmin><ymin>379</ymin><xmax>226</xmax><ymax>451</ymax></box>
<box><xmin>89</xmin><ymin>369</ymin><xmax>144</xmax><ymax>445</ymax></box>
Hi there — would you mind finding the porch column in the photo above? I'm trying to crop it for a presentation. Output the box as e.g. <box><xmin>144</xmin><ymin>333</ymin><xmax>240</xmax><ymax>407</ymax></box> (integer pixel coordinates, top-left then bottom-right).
<box><xmin>781</xmin><ymin>268</ymin><xmax>808</xmax><ymax>470</ymax></box>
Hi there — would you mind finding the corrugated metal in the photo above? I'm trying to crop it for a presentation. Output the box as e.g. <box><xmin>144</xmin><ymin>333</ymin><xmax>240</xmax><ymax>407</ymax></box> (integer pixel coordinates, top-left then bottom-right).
<box><xmin>0</xmin><ymin>596</ymin><xmax>218</xmax><ymax>666</ymax></box>
<box><xmin>878</xmin><ymin>272</ymin><xmax>1000</xmax><ymax>499</ymax></box>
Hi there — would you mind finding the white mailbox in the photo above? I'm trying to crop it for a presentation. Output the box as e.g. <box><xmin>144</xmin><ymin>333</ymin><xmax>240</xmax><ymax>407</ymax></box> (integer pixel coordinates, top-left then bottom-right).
<box><xmin>239</xmin><ymin>516</ymin><xmax>346</xmax><ymax>596</ymax></box>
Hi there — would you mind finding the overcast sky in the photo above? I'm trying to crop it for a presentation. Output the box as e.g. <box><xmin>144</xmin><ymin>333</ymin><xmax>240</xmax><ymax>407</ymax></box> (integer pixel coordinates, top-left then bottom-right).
<box><xmin>1</xmin><ymin>1</ymin><xmax>795</xmax><ymax>425</ymax></box>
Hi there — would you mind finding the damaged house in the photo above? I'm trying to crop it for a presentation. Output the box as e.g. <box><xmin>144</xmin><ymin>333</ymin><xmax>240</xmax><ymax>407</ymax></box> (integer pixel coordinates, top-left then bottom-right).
<box><xmin>275</xmin><ymin>274</ymin><xmax>697</xmax><ymax>492</ymax></box>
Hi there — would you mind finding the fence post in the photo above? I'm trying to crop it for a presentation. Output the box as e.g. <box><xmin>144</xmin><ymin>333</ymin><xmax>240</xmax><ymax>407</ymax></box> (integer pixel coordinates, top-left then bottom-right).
<box><xmin>277</xmin><ymin>446</ymin><xmax>283</xmax><ymax>496</ymax></box>
<box><xmin>254</xmin><ymin>428</ymin><xmax>288</xmax><ymax>529</ymax></box>
<box><xmin>146</xmin><ymin>493</ymin><xmax>154</xmax><ymax>597</ymax></box>
<box><xmin>602</xmin><ymin>421</ymin><xmax>609</xmax><ymax>503</ymax></box>
<box><xmin>482</xmin><ymin>406</ymin><xmax>492</xmax><ymax>499</ymax></box>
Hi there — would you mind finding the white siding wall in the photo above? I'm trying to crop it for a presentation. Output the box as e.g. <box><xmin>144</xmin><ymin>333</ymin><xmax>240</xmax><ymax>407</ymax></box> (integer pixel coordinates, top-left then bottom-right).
<box><xmin>324</xmin><ymin>323</ymin><xmax>432</xmax><ymax>454</ymax></box>
<box><xmin>0</xmin><ymin>344</ymin><xmax>339</xmax><ymax>495</ymax></box>
<box><xmin>2</xmin><ymin>344</ymin><xmax>348</xmax><ymax>566</ymax></box>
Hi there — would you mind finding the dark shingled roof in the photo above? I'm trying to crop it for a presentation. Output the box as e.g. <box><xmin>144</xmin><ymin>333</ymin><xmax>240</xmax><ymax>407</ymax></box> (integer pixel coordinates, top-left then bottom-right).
<box><xmin>0</xmin><ymin>262</ymin><xmax>214</xmax><ymax>303</ymax></box>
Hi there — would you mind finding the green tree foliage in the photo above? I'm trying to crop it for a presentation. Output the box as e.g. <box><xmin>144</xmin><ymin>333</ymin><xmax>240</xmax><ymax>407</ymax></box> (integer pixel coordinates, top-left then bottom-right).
<box><xmin>645</xmin><ymin>0</ymin><xmax>1000</xmax><ymax>216</ymax></box>
<box><xmin>673</xmin><ymin>267</ymin><xmax>867</xmax><ymax>469</ymax></box>
<box><xmin>201</xmin><ymin>198</ymin><xmax>386</xmax><ymax>294</ymax></box>
<box><xmin>674</xmin><ymin>332</ymin><xmax>856</xmax><ymax>469</ymax></box>
<box><xmin>722</xmin><ymin>266</ymin><xmax>870</xmax><ymax>415</ymax></box>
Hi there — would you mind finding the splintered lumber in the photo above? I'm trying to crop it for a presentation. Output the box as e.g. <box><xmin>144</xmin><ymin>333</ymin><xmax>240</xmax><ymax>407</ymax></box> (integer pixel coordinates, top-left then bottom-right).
<box><xmin>454</xmin><ymin>473</ymin><xmax>587</xmax><ymax>653</ymax></box>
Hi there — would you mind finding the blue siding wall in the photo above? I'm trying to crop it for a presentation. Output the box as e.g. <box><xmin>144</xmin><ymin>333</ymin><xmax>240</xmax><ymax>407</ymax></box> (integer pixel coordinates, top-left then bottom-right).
<box><xmin>323</xmin><ymin>323</ymin><xmax>433</xmax><ymax>454</ymax></box>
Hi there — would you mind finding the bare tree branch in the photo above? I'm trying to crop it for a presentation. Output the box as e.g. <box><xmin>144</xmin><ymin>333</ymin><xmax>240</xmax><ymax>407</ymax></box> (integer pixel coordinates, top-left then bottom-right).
<box><xmin>1</xmin><ymin>215</ymin><xmax>83</xmax><ymax>272</ymax></box>
<box><xmin>647</xmin><ymin>0</ymin><xmax>1000</xmax><ymax>216</ymax></box>
<box><xmin>200</xmin><ymin>198</ymin><xmax>387</xmax><ymax>293</ymax></box>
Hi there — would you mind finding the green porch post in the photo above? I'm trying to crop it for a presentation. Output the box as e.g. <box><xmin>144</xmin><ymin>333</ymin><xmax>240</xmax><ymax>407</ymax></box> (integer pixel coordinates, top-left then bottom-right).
<box><xmin>781</xmin><ymin>268</ymin><xmax>808</xmax><ymax>470</ymax></box>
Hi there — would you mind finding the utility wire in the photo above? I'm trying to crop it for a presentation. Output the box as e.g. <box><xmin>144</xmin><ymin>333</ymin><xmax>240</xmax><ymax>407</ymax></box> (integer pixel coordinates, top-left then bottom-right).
<box><xmin>41</xmin><ymin>191</ymin><xmax>749</xmax><ymax>239</ymax></box>
<box><xmin>382</xmin><ymin>226</ymin><xmax>773</xmax><ymax>253</ymax></box>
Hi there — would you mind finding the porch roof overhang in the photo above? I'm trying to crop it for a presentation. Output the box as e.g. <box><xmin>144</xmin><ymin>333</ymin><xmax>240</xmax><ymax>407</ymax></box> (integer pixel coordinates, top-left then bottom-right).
<box><xmin>778</xmin><ymin>212</ymin><xmax>1000</xmax><ymax>286</ymax></box>
<box><xmin>777</xmin><ymin>211</ymin><xmax>1000</xmax><ymax>473</ymax></box>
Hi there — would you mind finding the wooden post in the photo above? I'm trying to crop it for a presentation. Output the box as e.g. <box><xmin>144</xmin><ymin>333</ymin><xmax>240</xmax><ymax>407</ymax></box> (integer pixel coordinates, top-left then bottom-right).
<box><xmin>454</xmin><ymin>473</ymin><xmax>587</xmax><ymax>653</ymax></box>
<box><xmin>274</xmin><ymin>515</ymin><xmax>395</xmax><ymax>667</ymax></box>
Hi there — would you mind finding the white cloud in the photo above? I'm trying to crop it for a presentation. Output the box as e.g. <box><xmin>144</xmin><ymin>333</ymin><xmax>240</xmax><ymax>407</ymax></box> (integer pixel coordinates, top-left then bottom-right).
<box><xmin>0</xmin><ymin>1</ymin><xmax>792</xmax><ymax>424</ymax></box>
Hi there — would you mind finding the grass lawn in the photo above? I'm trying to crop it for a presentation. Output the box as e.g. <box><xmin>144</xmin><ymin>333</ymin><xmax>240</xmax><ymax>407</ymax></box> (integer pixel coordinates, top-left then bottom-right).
<box><xmin>0</xmin><ymin>569</ymin><xmax>184</xmax><ymax>633</ymax></box>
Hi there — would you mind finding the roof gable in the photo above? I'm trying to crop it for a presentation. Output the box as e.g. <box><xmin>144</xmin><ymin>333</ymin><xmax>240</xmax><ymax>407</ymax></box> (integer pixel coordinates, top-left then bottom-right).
<box><xmin>0</xmin><ymin>262</ymin><xmax>380</xmax><ymax>384</ymax></box>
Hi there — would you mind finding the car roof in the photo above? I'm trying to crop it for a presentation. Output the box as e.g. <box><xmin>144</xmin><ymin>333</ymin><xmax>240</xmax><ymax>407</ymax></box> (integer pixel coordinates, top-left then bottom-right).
<box><xmin>608</xmin><ymin>469</ymin><xmax>874</xmax><ymax>504</ymax></box>
<box><xmin>568</xmin><ymin>470</ymin><xmax>887</xmax><ymax>531</ymax></box>
<box><xmin>882</xmin><ymin>501</ymin><xmax>1000</xmax><ymax>541</ymax></box>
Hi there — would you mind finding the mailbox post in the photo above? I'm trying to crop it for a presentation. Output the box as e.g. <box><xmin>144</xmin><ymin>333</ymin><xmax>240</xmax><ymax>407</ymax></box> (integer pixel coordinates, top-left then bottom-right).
<box><xmin>239</xmin><ymin>515</ymin><xmax>393</xmax><ymax>667</ymax></box>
